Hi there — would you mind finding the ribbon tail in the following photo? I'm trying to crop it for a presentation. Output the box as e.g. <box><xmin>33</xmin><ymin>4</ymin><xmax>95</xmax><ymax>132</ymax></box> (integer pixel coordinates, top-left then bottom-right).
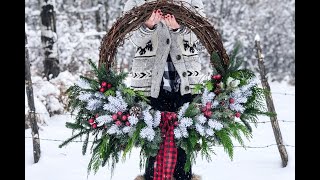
<box><xmin>153</xmin><ymin>113</ymin><xmax>178</xmax><ymax>180</ymax></box>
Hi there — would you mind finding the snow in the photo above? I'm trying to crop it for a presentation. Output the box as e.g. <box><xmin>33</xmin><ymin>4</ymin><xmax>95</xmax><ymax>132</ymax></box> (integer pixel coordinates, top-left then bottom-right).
<box><xmin>254</xmin><ymin>34</ymin><xmax>260</xmax><ymax>41</ymax></box>
<box><xmin>25</xmin><ymin>81</ymin><xmax>295</xmax><ymax>180</ymax></box>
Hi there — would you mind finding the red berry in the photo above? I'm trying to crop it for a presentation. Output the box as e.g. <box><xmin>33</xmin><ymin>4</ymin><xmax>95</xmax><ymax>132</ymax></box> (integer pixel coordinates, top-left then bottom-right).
<box><xmin>99</xmin><ymin>87</ymin><xmax>105</xmax><ymax>92</ymax></box>
<box><xmin>235</xmin><ymin>112</ymin><xmax>241</xmax><ymax>118</ymax></box>
<box><xmin>211</xmin><ymin>75</ymin><xmax>216</xmax><ymax>80</ymax></box>
<box><xmin>115</xmin><ymin>121</ymin><xmax>122</xmax><ymax>126</ymax></box>
<box><xmin>206</xmin><ymin>102</ymin><xmax>212</xmax><ymax>110</ymax></box>
<box><xmin>229</xmin><ymin>98</ymin><xmax>235</xmax><ymax>104</ymax></box>
<box><xmin>126</xmin><ymin>121</ymin><xmax>131</xmax><ymax>126</ymax></box>
<box><xmin>88</xmin><ymin>118</ymin><xmax>94</xmax><ymax>124</ymax></box>
<box><xmin>201</xmin><ymin>107</ymin><xmax>207</xmax><ymax>112</ymax></box>
<box><xmin>112</xmin><ymin>114</ymin><xmax>118</xmax><ymax>121</ymax></box>
<box><xmin>174</xmin><ymin>121</ymin><xmax>179</xmax><ymax>126</ymax></box>
<box><xmin>107</xmin><ymin>83</ymin><xmax>112</xmax><ymax>89</ymax></box>
<box><xmin>117</xmin><ymin>111</ymin><xmax>122</xmax><ymax>116</ymax></box>
<box><xmin>121</xmin><ymin>115</ymin><xmax>128</xmax><ymax>121</ymax></box>
<box><xmin>92</xmin><ymin>124</ymin><xmax>97</xmax><ymax>129</ymax></box>
<box><xmin>215</xmin><ymin>74</ymin><xmax>222</xmax><ymax>80</ymax></box>
<box><xmin>204</xmin><ymin>111</ymin><xmax>212</xmax><ymax>118</ymax></box>
<box><xmin>101</xmin><ymin>81</ymin><xmax>107</xmax><ymax>87</ymax></box>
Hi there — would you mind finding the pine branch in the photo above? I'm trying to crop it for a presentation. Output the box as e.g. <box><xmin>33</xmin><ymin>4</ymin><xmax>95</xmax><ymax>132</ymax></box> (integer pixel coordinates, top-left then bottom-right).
<box><xmin>79</xmin><ymin>75</ymin><xmax>99</xmax><ymax>88</ymax></box>
<box><xmin>82</xmin><ymin>132</ymin><xmax>90</xmax><ymax>155</ymax></box>
<box><xmin>200</xmin><ymin>136</ymin><xmax>213</xmax><ymax>162</ymax></box>
<box><xmin>59</xmin><ymin>129</ymin><xmax>91</xmax><ymax>148</ymax></box>
<box><xmin>123</xmin><ymin>122</ymin><xmax>144</xmax><ymax>158</ymax></box>
<box><xmin>87</xmin><ymin>150</ymin><xmax>100</xmax><ymax>177</ymax></box>
<box><xmin>88</xmin><ymin>59</ymin><xmax>101</xmax><ymax>79</ymax></box>
<box><xmin>211</xmin><ymin>52</ymin><xmax>226</xmax><ymax>76</ymax></box>
<box><xmin>100</xmin><ymin>137</ymin><xmax>110</xmax><ymax>167</ymax></box>
<box><xmin>184</xmin><ymin>103</ymin><xmax>200</xmax><ymax>118</ymax></box>
<box><xmin>228</xmin><ymin>41</ymin><xmax>242</xmax><ymax>72</ymax></box>
<box><xmin>65</xmin><ymin>122</ymin><xmax>86</xmax><ymax>130</ymax></box>
<box><xmin>239</xmin><ymin>117</ymin><xmax>253</xmax><ymax>132</ymax></box>
<box><xmin>215</xmin><ymin>129</ymin><xmax>234</xmax><ymax>160</ymax></box>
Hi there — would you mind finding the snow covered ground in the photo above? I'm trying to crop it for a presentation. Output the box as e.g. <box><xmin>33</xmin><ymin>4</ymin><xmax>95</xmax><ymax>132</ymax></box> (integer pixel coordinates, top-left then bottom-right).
<box><xmin>25</xmin><ymin>81</ymin><xmax>295</xmax><ymax>180</ymax></box>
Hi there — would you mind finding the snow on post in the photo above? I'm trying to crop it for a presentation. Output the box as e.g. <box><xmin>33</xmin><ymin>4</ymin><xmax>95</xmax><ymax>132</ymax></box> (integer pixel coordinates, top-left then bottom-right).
<box><xmin>254</xmin><ymin>34</ymin><xmax>260</xmax><ymax>42</ymax></box>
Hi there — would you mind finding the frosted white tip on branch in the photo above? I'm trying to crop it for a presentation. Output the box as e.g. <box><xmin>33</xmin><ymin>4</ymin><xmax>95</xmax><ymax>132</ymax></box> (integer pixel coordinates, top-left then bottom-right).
<box><xmin>195</xmin><ymin>123</ymin><xmax>205</xmax><ymax>136</ymax></box>
<box><xmin>107</xmin><ymin>125</ymin><xmax>123</xmax><ymax>135</ymax></box>
<box><xmin>95</xmin><ymin>115</ymin><xmax>113</xmax><ymax>127</ymax></box>
<box><xmin>178</xmin><ymin>102</ymin><xmax>190</xmax><ymax>120</ymax></box>
<box><xmin>78</xmin><ymin>92</ymin><xmax>92</xmax><ymax>102</ymax></box>
<box><xmin>179</xmin><ymin>117</ymin><xmax>193</xmax><ymax>127</ymax></box>
<box><xmin>103</xmin><ymin>91</ymin><xmax>128</xmax><ymax>113</ymax></box>
<box><xmin>142</xmin><ymin>109</ymin><xmax>154</xmax><ymax>128</ymax></box>
<box><xmin>86</xmin><ymin>99</ymin><xmax>102</xmax><ymax>111</ymax></box>
<box><xmin>196</xmin><ymin>114</ymin><xmax>207</xmax><ymax>124</ymax></box>
<box><xmin>153</xmin><ymin>111</ymin><xmax>161</xmax><ymax>128</ymax></box>
<box><xmin>140</xmin><ymin>127</ymin><xmax>155</xmax><ymax>141</ymax></box>
<box><xmin>76</xmin><ymin>78</ymin><xmax>91</xmax><ymax>89</ymax></box>
<box><xmin>128</xmin><ymin>116</ymin><xmax>139</xmax><ymax>126</ymax></box>
<box><xmin>208</xmin><ymin>119</ymin><xmax>223</xmax><ymax>131</ymax></box>
<box><xmin>201</xmin><ymin>89</ymin><xmax>215</xmax><ymax>106</ymax></box>
<box><xmin>254</xmin><ymin>34</ymin><xmax>260</xmax><ymax>41</ymax></box>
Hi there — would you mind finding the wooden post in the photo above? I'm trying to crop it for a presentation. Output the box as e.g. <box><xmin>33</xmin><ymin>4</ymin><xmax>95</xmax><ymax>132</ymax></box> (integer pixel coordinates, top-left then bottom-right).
<box><xmin>25</xmin><ymin>32</ymin><xmax>41</xmax><ymax>163</ymax></box>
<box><xmin>254</xmin><ymin>35</ymin><xmax>288</xmax><ymax>167</ymax></box>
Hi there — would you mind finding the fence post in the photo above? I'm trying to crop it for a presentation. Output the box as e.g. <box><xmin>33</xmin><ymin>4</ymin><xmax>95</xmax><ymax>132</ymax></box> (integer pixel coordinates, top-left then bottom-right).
<box><xmin>254</xmin><ymin>35</ymin><xmax>288</xmax><ymax>167</ymax></box>
<box><xmin>25</xmin><ymin>32</ymin><xmax>41</xmax><ymax>163</ymax></box>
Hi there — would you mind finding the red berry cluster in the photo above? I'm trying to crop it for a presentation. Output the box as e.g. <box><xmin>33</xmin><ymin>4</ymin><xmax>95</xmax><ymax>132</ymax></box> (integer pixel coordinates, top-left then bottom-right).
<box><xmin>112</xmin><ymin>111</ymin><xmax>131</xmax><ymax>127</ymax></box>
<box><xmin>99</xmin><ymin>81</ymin><xmax>112</xmax><ymax>93</ymax></box>
<box><xmin>211</xmin><ymin>74</ymin><xmax>222</xmax><ymax>94</ymax></box>
<box><xmin>201</xmin><ymin>102</ymin><xmax>213</xmax><ymax>118</ymax></box>
<box><xmin>88</xmin><ymin>114</ymin><xmax>99</xmax><ymax>129</ymax></box>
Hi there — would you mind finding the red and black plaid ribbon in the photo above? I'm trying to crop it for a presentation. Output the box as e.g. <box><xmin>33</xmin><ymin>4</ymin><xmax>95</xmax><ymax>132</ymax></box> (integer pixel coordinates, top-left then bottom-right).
<box><xmin>153</xmin><ymin>112</ymin><xmax>178</xmax><ymax>180</ymax></box>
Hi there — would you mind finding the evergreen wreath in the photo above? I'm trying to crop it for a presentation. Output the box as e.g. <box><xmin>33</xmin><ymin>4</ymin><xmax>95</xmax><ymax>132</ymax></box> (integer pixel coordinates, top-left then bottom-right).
<box><xmin>59</xmin><ymin>0</ymin><xmax>271</xmax><ymax>177</ymax></box>
<box><xmin>59</xmin><ymin>43</ymin><xmax>270</xmax><ymax>175</ymax></box>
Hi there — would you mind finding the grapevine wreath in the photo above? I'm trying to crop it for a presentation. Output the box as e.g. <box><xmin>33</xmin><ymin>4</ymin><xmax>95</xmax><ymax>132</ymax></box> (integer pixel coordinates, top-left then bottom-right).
<box><xmin>59</xmin><ymin>0</ymin><xmax>269</xmax><ymax>177</ymax></box>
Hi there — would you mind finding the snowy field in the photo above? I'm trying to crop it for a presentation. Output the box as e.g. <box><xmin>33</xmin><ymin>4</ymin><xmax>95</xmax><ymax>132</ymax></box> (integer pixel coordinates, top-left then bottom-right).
<box><xmin>25</xmin><ymin>81</ymin><xmax>295</xmax><ymax>180</ymax></box>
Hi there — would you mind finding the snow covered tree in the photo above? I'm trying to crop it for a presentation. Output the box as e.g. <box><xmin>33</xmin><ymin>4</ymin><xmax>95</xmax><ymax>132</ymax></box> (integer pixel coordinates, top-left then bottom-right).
<box><xmin>92</xmin><ymin>0</ymin><xmax>104</xmax><ymax>32</ymax></box>
<box><xmin>40</xmin><ymin>0</ymin><xmax>60</xmax><ymax>79</ymax></box>
<box><xmin>203</xmin><ymin>0</ymin><xmax>295</xmax><ymax>84</ymax></box>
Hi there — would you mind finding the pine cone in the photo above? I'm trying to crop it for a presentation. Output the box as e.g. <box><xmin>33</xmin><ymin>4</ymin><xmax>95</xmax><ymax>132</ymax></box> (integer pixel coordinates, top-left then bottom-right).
<box><xmin>130</xmin><ymin>105</ymin><xmax>142</xmax><ymax>118</ymax></box>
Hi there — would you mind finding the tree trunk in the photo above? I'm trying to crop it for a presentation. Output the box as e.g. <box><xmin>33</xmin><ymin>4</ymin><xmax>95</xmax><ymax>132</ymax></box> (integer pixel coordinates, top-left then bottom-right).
<box><xmin>93</xmin><ymin>0</ymin><xmax>103</xmax><ymax>32</ymax></box>
<box><xmin>103</xmin><ymin>0</ymin><xmax>110</xmax><ymax>31</ymax></box>
<box><xmin>25</xmin><ymin>32</ymin><xmax>41</xmax><ymax>163</ymax></box>
<box><xmin>255</xmin><ymin>38</ymin><xmax>288</xmax><ymax>167</ymax></box>
<box><xmin>40</xmin><ymin>0</ymin><xmax>60</xmax><ymax>80</ymax></box>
